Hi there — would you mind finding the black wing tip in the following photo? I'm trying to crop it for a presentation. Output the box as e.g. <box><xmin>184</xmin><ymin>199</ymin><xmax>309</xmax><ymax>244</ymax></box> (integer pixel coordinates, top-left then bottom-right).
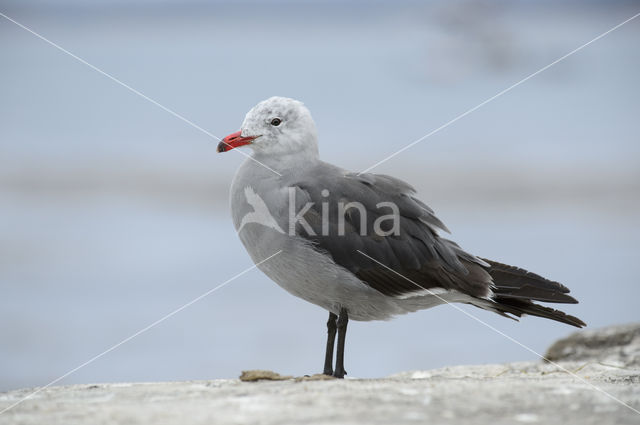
<box><xmin>492</xmin><ymin>289</ymin><xmax>580</xmax><ymax>304</ymax></box>
<box><xmin>551</xmin><ymin>309</ymin><xmax>587</xmax><ymax>328</ymax></box>
<box><xmin>573</xmin><ymin>319</ymin><xmax>588</xmax><ymax>328</ymax></box>
<box><xmin>564</xmin><ymin>295</ymin><xmax>580</xmax><ymax>305</ymax></box>
<box><xmin>482</xmin><ymin>258</ymin><xmax>582</xmax><ymax>304</ymax></box>
<box><xmin>491</xmin><ymin>297</ymin><xmax>587</xmax><ymax>328</ymax></box>
<box><xmin>557</xmin><ymin>314</ymin><xmax>587</xmax><ymax>328</ymax></box>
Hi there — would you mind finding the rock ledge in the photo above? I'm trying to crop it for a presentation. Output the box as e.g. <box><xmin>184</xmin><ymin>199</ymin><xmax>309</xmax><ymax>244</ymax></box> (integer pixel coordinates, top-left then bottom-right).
<box><xmin>1</xmin><ymin>324</ymin><xmax>639</xmax><ymax>425</ymax></box>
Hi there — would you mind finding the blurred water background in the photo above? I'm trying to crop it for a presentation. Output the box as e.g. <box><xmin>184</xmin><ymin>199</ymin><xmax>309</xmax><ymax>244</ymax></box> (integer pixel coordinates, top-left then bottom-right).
<box><xmin>1</xmin><ymin>0</ymin><xmax>639</xmax><ymax>391</ymax></box>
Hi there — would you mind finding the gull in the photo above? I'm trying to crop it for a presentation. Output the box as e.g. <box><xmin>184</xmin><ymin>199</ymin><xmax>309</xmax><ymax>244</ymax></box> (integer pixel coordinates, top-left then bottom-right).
<box><xmin>217</xmin><ymin>96</ymin><xmax>585</xmax><ymax>378</ymax></box>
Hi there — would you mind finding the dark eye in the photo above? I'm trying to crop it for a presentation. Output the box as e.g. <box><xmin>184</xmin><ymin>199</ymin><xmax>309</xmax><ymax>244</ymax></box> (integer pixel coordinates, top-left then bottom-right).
<box><xmin>270</xmin><ymin>117</ymin><xmax>282</xmax><ymax>126</ymax></box>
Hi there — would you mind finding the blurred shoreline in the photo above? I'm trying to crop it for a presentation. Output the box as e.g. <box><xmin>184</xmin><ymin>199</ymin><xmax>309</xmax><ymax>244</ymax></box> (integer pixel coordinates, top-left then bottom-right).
<box><xmin>2</xmin><ymin>161</ymin><xmax>638</xmax><ymax>212</ymax></box>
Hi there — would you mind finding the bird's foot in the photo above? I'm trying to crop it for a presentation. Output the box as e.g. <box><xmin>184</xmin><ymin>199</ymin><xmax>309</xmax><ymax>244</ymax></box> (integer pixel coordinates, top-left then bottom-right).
<box><xmin>332</xmin><ymin>368</ymin><xmax>347</xmax><ymax>379</ymax></box>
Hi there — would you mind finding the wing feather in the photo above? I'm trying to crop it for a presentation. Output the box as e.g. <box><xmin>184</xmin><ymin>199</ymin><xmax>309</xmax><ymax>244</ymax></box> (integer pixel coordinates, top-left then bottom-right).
<box><xmin>290</xmin><ymin>165</ymin><xmax>491</xmax><ymax>298</ymax></box>
<box><xmin>282</xmin><ymin>162</ymin><xmax>583</xmax><ymax>327</ymax></box>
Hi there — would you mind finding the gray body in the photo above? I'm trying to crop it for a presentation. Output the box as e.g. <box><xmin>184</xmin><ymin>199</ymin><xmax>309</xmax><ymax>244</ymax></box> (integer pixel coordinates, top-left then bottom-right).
<box><xmin>224</xmin><ymin>96</ymin><xmax>584</xmax><ymax>328</ymax></box>
<box><xmin>231</xmin><ymin>155</ymin><xmax>476</xmax><ymax>321</ymax></box>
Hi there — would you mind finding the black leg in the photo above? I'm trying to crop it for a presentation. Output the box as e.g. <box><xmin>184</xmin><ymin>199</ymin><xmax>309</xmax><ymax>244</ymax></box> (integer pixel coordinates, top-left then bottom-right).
<box><xmin>333</xmin><ymin>308</ymin><xmax>349</xmax><ymax>379</ymax></box>
<box><xmin>323</xmin><ymin>312</ymin><xmax>338</xmax><ymax>375</ymax></box>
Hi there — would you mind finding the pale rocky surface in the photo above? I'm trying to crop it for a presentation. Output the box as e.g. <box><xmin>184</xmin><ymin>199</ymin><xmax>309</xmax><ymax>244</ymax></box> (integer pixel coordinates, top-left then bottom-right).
<box><xmin>545</xmin><ymin>322</ymin><xmax>640</xmax><ymax>366</ymax></box>
<box><xmin>1</xmin><ymin>324</ymin><xmax>639</xmax><ymax>425</ymax></box>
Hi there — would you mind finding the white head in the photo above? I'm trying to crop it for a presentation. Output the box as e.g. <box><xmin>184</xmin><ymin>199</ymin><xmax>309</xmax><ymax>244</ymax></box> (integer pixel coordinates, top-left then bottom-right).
<box><xmin>218</xmin><ymin>97</ymin><xmax>319</xmax><ymax>158</ymax></box>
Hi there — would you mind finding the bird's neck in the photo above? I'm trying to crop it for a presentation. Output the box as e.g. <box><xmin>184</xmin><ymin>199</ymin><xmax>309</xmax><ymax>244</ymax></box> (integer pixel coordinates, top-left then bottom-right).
<box><xmin>251</xmin><ymin>149</ymin><xmax>320</xmax><ymax>175</ymax></box>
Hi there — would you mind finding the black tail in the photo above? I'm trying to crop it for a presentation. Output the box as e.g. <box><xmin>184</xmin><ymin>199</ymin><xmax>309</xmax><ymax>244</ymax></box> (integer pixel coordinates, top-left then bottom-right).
<box><xmin>480</xmin><ymin>259</ymin><xmax>586</xmax><ymax>328</ymax></box>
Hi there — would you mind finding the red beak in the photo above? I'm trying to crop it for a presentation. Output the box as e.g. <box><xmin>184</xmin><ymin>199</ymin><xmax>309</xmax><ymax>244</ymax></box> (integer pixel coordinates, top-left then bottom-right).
<box><xmin>217</xmin><ymin>131</ymin><xmax>258</xmax><ymax>153</ymax></box>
